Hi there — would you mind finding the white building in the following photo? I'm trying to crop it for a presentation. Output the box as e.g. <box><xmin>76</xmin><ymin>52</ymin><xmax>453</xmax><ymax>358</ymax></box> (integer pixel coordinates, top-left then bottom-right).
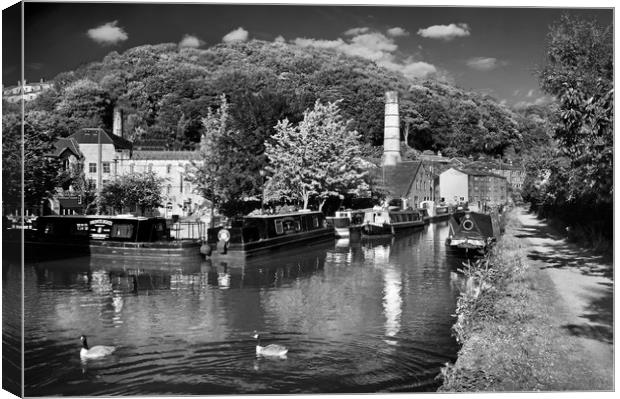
<box><xmin>2</xmin><ymin>79</ymin><xmax>53</xmax><ymax>103</ymax></box>
<box><xmin>119</xmin><ymin>151</ymin><xmax>203</xmax><ymax>217</ymax></box>
<box><xmin>53</xmin><ymin>126</ymin><xmax>203</xmax><ymax>217</ymax></box>
<box><xmin>438</xmin><ymin>167</ymin><xmax>508</xmax><ymax>210</ymax></box>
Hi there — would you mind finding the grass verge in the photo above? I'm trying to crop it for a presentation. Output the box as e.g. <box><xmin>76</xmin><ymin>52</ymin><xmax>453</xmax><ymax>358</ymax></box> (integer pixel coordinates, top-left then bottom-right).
<box><xmin>438</xmin><ymin>208</ymin><xmax>611</xmax><ymax>391</ymax></box>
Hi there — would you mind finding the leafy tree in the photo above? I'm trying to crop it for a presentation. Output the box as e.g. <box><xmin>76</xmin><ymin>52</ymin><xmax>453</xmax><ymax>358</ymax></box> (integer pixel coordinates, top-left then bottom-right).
<box><xmin>537</xmin><ymin>14</ymin><xmax>613</xmax><ymax>206</ymax></box>
<box><xmin>185</xmin><ymin>95</ymin><xmax>263</xmax><ymax>220</ymax></box>
<box><xmin>100</xmin><ymin>171</ymin><xmax>164</xmax><ymax>215</ymax></box>
<box><xmin>264</xmin><ymin>100</ymin><xmax>368</xmax><ymax>211</ymax></box>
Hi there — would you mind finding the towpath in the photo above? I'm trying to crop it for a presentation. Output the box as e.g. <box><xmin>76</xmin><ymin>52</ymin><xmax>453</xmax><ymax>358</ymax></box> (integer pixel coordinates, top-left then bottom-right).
<box><xmin>513</xmin><ymin>207</ymin><xmax>614</xmax><ymax>390</ymax></box>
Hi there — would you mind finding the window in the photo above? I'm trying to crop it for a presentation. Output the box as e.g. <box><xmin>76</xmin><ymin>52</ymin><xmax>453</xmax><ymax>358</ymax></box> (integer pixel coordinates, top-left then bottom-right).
<box><xmin>275</xmin><ymin>220</ymin><xmax>284</xmax><ymax>235</ymax></box>
<box><xmin>102</xmin><ymin>162</ymin><xmax>110</xmax><ymax>173</ymax></box>
<box><xmin>180</xmin><ymin>174</ymin><xmax>184</xmax><ymax>193</ymax></box>
<box><xmin>89</xmin><ymin>163</ymin><xmax>96</xmax><ymax>173</ymax></box>
<box><xmin>148</xmin><ymin>163</ymin><xmax>153</xmax><ymax>172</ymax></box>
<box><xmin>70</xmin><ymin>223</ymin><xmax>89</xmax><ymax>237</ymax></box>
<box><xmin>130</xmin><ymin>164</ymin><xmax>134</xmax><ymax>173</ymax></box>
<box><xmin>111</xmin><ymin>224</ymin><xmax>134</xmax><ymax>239</ymax></box>
<box><xmin>166</xmin><ymin>164</ymin><xmax>172</xmax><ymax>174</ymax></box>
<box><xmin>167</xmin><ymin>184</ymin><xmax>172</xmax><ymax>195</ymax></box>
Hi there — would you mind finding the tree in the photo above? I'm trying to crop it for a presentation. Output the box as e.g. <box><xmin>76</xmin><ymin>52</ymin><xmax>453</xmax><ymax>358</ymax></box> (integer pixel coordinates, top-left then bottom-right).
<box><xmin>537</xmin><ymin>14</ymin><xmax>613</xmax><ymax>206</ymax></box>
<box><xmin>264</xmin><ymin>100</ymin><xmax>368</xmax><ymax>211</ymax></box>
<box><xmin>100</xmin><ymin>172</ymin><xmax>164</xmax><ymax>215</ymax></box>
<box><xmin>185</xmin><ymin>95</ymin><xmax>263</xmax><ymax>220</ymax></box>
<box><xmin>2</xmin><ymin>111</ymin><xmax>64</xmax><ymax>213</ymax></box>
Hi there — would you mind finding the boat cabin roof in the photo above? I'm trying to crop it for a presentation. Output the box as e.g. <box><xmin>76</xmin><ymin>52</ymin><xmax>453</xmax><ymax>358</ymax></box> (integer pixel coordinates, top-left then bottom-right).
<box><xmin>37</xmin><ymin>215</ymin><xmax>163</xmax><ymax>221</ymax></box>
<box><xmin>245</xmin><ymin>211</ymin><xmax>323</xmax><ymax>219</ymax></box>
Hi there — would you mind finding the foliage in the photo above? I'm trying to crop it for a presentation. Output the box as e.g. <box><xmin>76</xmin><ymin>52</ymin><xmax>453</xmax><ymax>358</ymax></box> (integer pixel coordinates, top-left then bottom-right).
<box><xmin>2</xmin><ymin>111</ymin><xmax>65</xmax><ymax>211</ymax></box>
<box><xmin>535</xmin><ymin>14</ymin><xmax>613</xmax><ymax>207</ymax></box>
<box><xmin>184</xmin><ymin>95</ymin><xmax>263</xmax><ymax>216</ymax></box>
<box><xmin>100</xmin><ymin>171</ymin><xmax>164</xmax><ymax>214</ymax></box>
<box><xmin>264</xmin><ymin>100</ymin><xmax>369</xmax><ymax>211</ymax></box>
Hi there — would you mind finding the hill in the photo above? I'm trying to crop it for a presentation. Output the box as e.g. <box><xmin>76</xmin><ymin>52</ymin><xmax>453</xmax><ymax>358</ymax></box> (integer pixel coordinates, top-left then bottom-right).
<box><xmin>23</xmin><ymin>39</ymin><xmax>549</xmax><ymax>159</ymax></box>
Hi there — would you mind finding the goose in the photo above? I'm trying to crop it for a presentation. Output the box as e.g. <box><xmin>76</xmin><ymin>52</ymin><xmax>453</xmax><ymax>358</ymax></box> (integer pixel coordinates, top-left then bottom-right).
<box><xmin>252</xmin><ymin>331</ymin><xmax>288</xmax><ymax>357</ymax></box>
<box><xmin>79</xmin><ymin>335</ymin><xmax>116</xmax><ymax>359</ymax></box>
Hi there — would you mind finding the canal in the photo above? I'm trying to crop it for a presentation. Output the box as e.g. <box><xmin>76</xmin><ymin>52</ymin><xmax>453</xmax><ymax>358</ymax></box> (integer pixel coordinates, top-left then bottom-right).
<box><xmin>4</xmin><ymin>221</ymin><xmax>465</xmax><ymax>395</ymax></box>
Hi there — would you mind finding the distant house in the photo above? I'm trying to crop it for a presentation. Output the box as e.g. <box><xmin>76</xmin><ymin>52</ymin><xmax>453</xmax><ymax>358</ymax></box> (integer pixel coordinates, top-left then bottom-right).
<box><xmin>2</xmin><ymin>79</ymin><xmax>53</xmax><ymax>103</ymax></box>
<box><xmin>48</xmin><ymin>137</ymin><xmax>82</xmax><ymax>172</ymax></box>
<box><xmin>120</xmin><ymin>151</ymin><xmax>203</xmax><ymax>216</ymax></box>
<box><xmin>438</xmin><ymin>167</ymin><xmax>508</xmax><ymax>210</ymax></box>
<box><xmin>371</xmin><ymin>161</ymin><xmax>435</xmax><ymax>209</ymax></box>
<box><xmin>467</xmin><ymin>159</ymin><xmax>525</xmax><ymax>191</ymax></box>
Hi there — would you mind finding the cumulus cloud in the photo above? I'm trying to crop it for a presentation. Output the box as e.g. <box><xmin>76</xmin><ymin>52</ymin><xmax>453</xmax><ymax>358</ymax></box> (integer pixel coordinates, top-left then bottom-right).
<box><xmin>466</xmin><ymin>57</ymin><xmax>505</xmax><ymax>71</ymax></box>
<box><xmin>386</xmin><ymin>27</ymin><xmax>409</xmax><ymax>37</ymax></box>
<box><xmin>417</xmin><ymin>23</ymin><xmax>470</xmax><ymax>40</ymax></box>
<box><xmin>344</xmin><ymin>27</ymin><xmax>370</xmax><ymax>36</ymax></box>
<box><xmin>527</xmin><ymin>89</ymin><xmax>535</xmax><ymax>97</ymax></box>
<box><xmin>179</xmin><ymin>34</ymin><xmax>203</xmax><ymax>48</ymax></box>
<box><xmin>222</xmin><ymin>27</ymin><xmax>249</xmax><ymax>43</ymax></box>
<box><xmin>274</xmin><ymin>35</ymin><xmax>286</xmax><ymax>43</ymax></box>
<box><xmin>514</xmin><ymin>95</ymin><xmax>555</xmax><ymax>109</ymax></box>
<box><xmin>87</xmin><ymin>20</ymin><xmax>128</xmax><ymax>45</ymax></box>
<box><xmin>294</xmin><ymin>29</ymin><xmax>438</xmax><ymax>80</ymax></box>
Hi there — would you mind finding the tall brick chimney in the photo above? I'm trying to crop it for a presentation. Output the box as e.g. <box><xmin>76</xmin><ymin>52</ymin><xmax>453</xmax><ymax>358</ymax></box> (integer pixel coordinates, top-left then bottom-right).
<box><xmin>382</xmin><ymin>91</ymin><xmax>401</xmax><ymax>166</ymax></box>
<box><xmin>112</xmin><ymin>106</ymin><xmax>123</xmax><ymax>138</ymax></box>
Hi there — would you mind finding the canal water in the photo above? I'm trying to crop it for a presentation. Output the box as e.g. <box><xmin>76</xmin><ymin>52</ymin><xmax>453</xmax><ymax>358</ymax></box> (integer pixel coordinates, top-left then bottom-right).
<box><xmin>4</xmin><ymin>221</ymin><xmax>466</xmax><ymax>396</ymax></box>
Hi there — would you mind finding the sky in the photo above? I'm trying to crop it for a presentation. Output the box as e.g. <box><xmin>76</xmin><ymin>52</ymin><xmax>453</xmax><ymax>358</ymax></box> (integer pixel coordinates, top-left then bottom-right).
<box><xmin>1</xmin><ymin>0</ymin><xmax>614</xmax><ymax>107</ymax></box>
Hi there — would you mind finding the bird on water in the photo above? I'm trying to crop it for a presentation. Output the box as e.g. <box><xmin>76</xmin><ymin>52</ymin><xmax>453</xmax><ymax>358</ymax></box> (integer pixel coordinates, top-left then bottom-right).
<box><xmin>252</xmin><ymin>331</ymin><xmax>288</xmax><ymax>357</ymax></box>
<box><xmin>79</xmin><ymin>335</ymin><xmax>116</xmax><ymax>359</ymax></box>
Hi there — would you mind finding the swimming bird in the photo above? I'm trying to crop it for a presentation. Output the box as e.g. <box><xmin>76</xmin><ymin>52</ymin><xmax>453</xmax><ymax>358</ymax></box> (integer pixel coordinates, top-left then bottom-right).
<box><xmin>79</xmin><ymin>335</ymin><xmax>116</xmax><ymax>359</ymax></box>
<box><xmin>252</xmin><ymin>331</ymin><xmax>288</xmax><ymax>357</ymax></box>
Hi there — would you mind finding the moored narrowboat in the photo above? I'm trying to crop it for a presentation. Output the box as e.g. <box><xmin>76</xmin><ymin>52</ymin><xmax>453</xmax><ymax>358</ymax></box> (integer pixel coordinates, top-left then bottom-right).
<box><xmin>204</xmin><ymin>211</ymin><xmax>334</xmax><ymax>258</ymax></box>
<box><xmin>361</xmin><ymin>207</ymin><xmax>425</xmax><ymax>236</ymax></box>
<box><xmin>3</xmin><ymin>215</ymin><xmax>203</xmax><ymax>260</ymax></box>
<box><xmin>326</xmin><ymin>209</ymin><xmax>367</xmax><ymax>238</ymax></box>
<box><xmin>446</xmin><ymin>210</ymin><xmax>501</xmax><ymax>252</ymax></box>
<box><xmin>419</xmin><ymin>200</ymin><xmax>453</xmax><ymax>222</ymax></box>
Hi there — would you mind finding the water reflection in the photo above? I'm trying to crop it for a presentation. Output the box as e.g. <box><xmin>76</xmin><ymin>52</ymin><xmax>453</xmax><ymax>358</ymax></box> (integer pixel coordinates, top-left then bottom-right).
<box><xmin>12</xmin><ymin>221</ymin><xmax>464</xmax><ymax>395</ymax></box>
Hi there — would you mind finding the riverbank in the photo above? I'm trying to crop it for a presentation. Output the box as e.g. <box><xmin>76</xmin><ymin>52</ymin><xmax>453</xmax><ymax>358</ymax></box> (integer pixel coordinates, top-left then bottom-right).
<box><xmin>439</xmin><ymin>206</ymin><xmax>613</xmax><ymax>391</ymax></box>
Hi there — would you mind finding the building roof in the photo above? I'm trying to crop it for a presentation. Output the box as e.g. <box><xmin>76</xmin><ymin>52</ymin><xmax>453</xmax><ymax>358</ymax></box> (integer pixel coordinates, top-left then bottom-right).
<box><xmin>132</xmin><ymin>150</ymin><xmax>200</xmax><ymax>161</ymax></box>
<box><xmin>370</xmin><ymin>161</ymin><xmax>423</xmax><ymax>197</ymax></box>
<box><xmin>455</xmin><ymin>167</ymin><xmax>507</xmax><ymax>180</ymax></box>
<box><xmin>70</xmin><ymin>128</ymin><xmax>133</xmax><ymax>150</ymax></box>
<box><xmin>49</xmin><ymin>137</ymin><xmax>81</xmax><ymax>158</ymax></box>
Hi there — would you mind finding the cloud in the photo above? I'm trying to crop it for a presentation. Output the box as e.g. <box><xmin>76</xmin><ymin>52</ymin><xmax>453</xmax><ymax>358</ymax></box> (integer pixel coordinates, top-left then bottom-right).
<box><xmin>527</xmin><ymin>89</ymin><xmax>535</xmax><ymax>97</ymax></box>
<box><xmin>294</xmin><ymin>30</ymin><xmax>437</xmax><ymax>80</ymax></box>
<box><xmin>466</xmin><ymin>57</ymin><xmax>505</xmax><ymax>71</ymax></box>
<box><xmin>179</xmin><ymin>34</ymin><xmax>203</xmax><ymax>48</ymax></box>
<box><xmin>513</xmin><ymin>89</ymin><xmax>521</xmax><ymax>96</ymax></box>
<box><xmin>386</xmin><ymin>27</ymin><xmax>409</xmax><ymax>37</ymax></box>
<box><xmin>274</xmin><ymin>35</ymin><xmax>286</xmax><ymax>43</ymax></box>
<box><xmin>344</xmin><ymin>27</ymin><xmax>370</xmax><ymax>36</ymax></box>
<box><xmin>417</xmin><ymin>23</ymin><xmax>470</xmax><ymax>40</ymax></box>
<box><xmin>87</xmin><ymin>21</ymin><xmax>128</xmax><ymax>45</ymax></box>
<box><xmin>222</xmin><ymin>27</ymin><xmax>249</xmax><ymax>43</ymax></box>
<box><xmin>514</xmin><ymin>95</ymin><xmax>555</xmax><ymax>109</ymax></box>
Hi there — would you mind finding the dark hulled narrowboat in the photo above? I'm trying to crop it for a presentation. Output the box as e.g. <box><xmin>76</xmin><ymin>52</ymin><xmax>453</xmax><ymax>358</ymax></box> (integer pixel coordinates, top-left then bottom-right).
<box><xmin>4</xmin><ymin>215</ymin><xmax>203</xmax><ymax>260</ymax></box>
<box><xmin>446</xmin><ymin>211</ymin><xmax>501</xmax><ymax>252</ymax></box>
<box><xmin>204</xmin><ymin>211</ymin><xmax>334</xmax><ymax>258</ymax></box>
<box><xmin>361</xmin><ymin>207</ymin><xmax>425</xmax><ymax>236</ymax></box>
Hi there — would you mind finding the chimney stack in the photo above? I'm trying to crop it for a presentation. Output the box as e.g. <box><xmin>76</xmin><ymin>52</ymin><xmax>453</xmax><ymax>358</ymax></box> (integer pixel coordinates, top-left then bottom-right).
<box><xmin>382</xmin><ymin>91</ymin><xmax>401</xmax><ymax>166</ymax></box>
<box><xmin>112</xmin><ymin>106</ymin><xmax>123</xmax><ymax>138</ymax></box>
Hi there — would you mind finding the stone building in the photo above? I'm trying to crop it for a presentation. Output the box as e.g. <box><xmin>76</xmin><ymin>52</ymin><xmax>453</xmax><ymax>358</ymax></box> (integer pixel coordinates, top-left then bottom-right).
<box><xmin>438</xmin><ymin>167</ymin><xmax>508</xmax><ymax>210</ymax></box>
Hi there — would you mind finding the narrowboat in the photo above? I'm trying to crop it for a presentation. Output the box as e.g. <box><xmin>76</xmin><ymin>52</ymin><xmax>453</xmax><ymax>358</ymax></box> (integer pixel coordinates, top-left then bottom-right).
<box><xmin>446</xmin><ymin>210</ymin><xmax>501</xmax><ymax>252</ymax></box>
<box><xmin>361</xmin><ymin>207</ymin><xmax>425</xmax><ymax>236</ymax></box>
<box><xmin>204</xmin><ymin>211</ymin><xmax>334</xmax><ymax>258</ymax></box>
<box><xmin>419</xmin><ymin>200</ymin><xmax>453</xmax><ymax>222</ymax></box>
<box><xmin>4</xmin><ymin>215</ymin><xmax>203</xmax><ymax>260</ymax></box>
<box><xmin>326</xmin><ymin>209</ymin><xmax>367</xmax><ymax>238</ymax></box>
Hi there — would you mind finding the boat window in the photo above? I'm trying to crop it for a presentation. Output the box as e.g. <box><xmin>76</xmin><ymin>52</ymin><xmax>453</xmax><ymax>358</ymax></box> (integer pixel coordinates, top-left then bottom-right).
<box><xmin>70</xmin><ymin>223</ymin><xmax>89</xmax><ymax>236</ymax></box>
<box><xmin>313</xmin><ymin>216</ymin><xmax>319</xmax><ymax>228</ymax></box>
<box><xmin>275</xmin><ymin>220</ymin><xmax>284</xmax><ymax>235</ymax></box>
<box><xmin>111</xmin><ymin>224</ymin><xmax>134</xmax><ymax>239</ymax></box>
<box><xmin>43</xmin><ymin>223</ymin><xmax>54</xmax><ymax>235</ymax></box>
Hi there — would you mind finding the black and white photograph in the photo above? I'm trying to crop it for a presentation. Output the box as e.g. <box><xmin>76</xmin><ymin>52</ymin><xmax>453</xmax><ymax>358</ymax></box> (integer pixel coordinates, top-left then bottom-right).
<box><xmin>1</xmin><ymin>0</ymin><xmax>615</xmax><ymax>396</ymax></box>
